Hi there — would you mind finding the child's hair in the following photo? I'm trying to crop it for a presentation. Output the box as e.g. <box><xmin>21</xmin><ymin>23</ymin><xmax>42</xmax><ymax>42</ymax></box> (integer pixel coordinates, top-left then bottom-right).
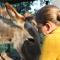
<box><xmin>35</xmin><ymin>5</ymin><xmax>60</xmax><ymax>26</ymax></box>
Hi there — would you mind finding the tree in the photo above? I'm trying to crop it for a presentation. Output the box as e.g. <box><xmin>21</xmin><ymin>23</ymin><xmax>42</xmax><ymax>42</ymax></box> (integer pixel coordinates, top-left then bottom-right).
<box><xmin>13</xmin><ymin>2</ymin><xmax>33</xmax><ymax>15</ymax></box>
<box><xmin>40</xmin><ymin>0</ymin><xmax>55</xmax><ymax>5</ymax></box>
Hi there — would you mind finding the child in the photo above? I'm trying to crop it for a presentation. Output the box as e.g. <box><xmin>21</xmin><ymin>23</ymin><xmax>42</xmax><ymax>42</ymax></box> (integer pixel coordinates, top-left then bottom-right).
<box><xmin>35</xmin><ymin>5</ymin><xmax>60</xmax><ymax>60</ymax></box>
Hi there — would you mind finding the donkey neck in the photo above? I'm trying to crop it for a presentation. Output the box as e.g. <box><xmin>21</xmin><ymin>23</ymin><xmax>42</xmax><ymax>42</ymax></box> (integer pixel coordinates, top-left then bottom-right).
<box><xmin>13</xmin><ymin>20</ymin><xmax>25</xmax><ymax>28</ymax></box>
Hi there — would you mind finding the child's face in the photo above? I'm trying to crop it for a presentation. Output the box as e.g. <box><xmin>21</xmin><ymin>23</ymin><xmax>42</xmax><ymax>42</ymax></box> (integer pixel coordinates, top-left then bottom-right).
<box><xmin>37</xmin><ymin>24</ymin><xmax>48</xmax><ymax>35</ymax></box>
<box><xmin>37</xmin><ymin>21</ymin><xmax>57</xmax><ymax>35</ymax></box>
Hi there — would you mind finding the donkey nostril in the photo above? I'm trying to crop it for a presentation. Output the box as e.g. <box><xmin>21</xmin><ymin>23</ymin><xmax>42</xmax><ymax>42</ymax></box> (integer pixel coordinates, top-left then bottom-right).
<box><xmin>28</xmin><ymin>38</ymin><xmax>34</xmax><ymax>42</ymax></box>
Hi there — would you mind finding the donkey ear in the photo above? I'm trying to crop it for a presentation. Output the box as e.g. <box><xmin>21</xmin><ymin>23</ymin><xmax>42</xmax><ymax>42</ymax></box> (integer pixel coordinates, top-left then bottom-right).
<box><xmin>5</xmin><ymin>3</ymin><xmax>25</xmax><ymax>20</ymax></box>
<box><xmin>5</xmin><ymin>3</ymin><xmax>16</xmax><ymax>18</ymax></box>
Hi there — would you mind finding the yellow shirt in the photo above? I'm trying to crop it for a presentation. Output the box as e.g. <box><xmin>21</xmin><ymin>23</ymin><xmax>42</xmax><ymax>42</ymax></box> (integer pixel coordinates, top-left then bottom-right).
<box><xmin>39</xmin><ymin>27</ymin><xmax>60</xmax><ymax>60</ymax></box>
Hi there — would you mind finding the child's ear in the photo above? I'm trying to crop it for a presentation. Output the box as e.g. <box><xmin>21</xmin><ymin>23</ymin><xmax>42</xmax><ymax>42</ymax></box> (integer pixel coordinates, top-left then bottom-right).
<box><xmin>5</xmin><ymin>3</ymin><xmax>25</xmax><ymax>20</ymax></box>
<box><xmin>45</xmin><ymin>22</ymin><xmax>53</xmax><ymax>34</ymax></box>
<box><xmin>45</xmin><ymin>23</ymin><xmax>50</xmax><ymax>31</ymax></box>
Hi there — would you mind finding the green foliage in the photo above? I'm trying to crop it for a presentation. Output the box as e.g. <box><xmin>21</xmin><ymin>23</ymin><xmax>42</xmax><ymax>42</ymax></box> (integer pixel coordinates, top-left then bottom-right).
<box><xmin>13</xmin><ymin>2</ymin><xmax>33</xmax><ymax>15</ymax></box>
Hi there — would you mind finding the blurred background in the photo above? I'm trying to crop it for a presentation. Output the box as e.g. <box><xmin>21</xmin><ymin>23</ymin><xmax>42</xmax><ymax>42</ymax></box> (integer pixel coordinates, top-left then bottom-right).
<box><xmin>0</xmin><ymin>0</ymin><xmax>59</xmax><ymax>15</ymax></box>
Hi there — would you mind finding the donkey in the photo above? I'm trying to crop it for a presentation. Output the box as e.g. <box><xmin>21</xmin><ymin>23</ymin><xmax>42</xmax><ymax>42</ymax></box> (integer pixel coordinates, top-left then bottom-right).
<box><xmin>0</xmin><ymin>3</ymin><xmax>34</xmax><ymax>60</ymax></box>
<box><xmin>0</xmin><ymin>3</ymin><xmax>40</xmax><ymax>60</ymax></box>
